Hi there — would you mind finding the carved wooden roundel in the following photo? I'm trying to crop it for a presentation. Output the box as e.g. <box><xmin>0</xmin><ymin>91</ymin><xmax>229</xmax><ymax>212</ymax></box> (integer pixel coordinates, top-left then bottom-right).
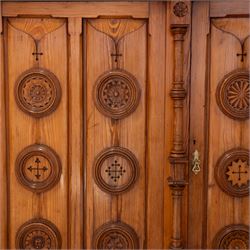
<box><xmin>214</xmin><ymin>148</ymin><xmax>249</xmax><ymax>197</ymax></box>
<box><xmin>94</xmin><ymin>70</ymin><xmax>141</xmax><ymax>119</ymax></box>
<box><xmin>16</xmin><ymin>218</ymin><xmax>62</xmax><ymax>249</ymax></box>
<box><xmin>213</xmin><ymin>224</ymin><xmax>249</xmax><ymax>249</ymax></box>
<box><xmin>93</xmin><ymin>147</ymin><xmax>139</xmax><ymax>195</ymax></box>
<box><xmin>173</xmin><ymin>1</ymin><xmax>188</xmax><ymax>17</ymax></box>
<box><xmin>92</xmin><ymin>221</ymin><xmax>139</xmax><ymax>249</ymax></box>
<box><xmin>15</xmin><ymin>68</ymin><xmax>61</xmax><ymax>118</ymax></box>
<box><xmin>15</xmin><ymin>144</ymin><xmax>62</xmax><ymax>193</ymax></box>
<box><xmin>216</xmin><ymin>69</ymin><xmax>249</xmax><ymax>120</ymax></box>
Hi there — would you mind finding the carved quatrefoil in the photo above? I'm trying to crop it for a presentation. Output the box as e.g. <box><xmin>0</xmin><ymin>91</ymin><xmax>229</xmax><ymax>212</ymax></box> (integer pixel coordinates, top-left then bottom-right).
<box><xmin>213</xmin><ymin>224</ymin><xmax>249</xmax><ymax>249</ymax></box>
<box><xmin>216</xmin><ymin>69</ymin><xmax>249</xmax><ymax>120</ymax></box>
<box><xmin>214</xmin><ymin>148</ymin><xmax>249</xmax><ymax>197</ymax></box>
<box><xmin>93</xmin><ymin>147</ymin><xmax>139</xmax><ymax>195</ymax></box>
<box><xmin>15</xmin><ymin>68</ymin><xmax>61</xmax><ymax>118</ymax></box>
<box><xmin>15</xmin><ymin>144</ymin><xmax>62</xmax><ymax>193</ymax></box>
<box><xmin>16</xmin><ymin>218</ymin><xmax>62</xmax><ymax>249</ymax></box>
<box><xmin>92</xmin><ymin>221</ymin><xmax>139</xmax><ymax>249</ymax></box>
<box><xmin>94</xmin><ymin>70</ymin><xmax>141</xmax><ymax>119</ymax></box>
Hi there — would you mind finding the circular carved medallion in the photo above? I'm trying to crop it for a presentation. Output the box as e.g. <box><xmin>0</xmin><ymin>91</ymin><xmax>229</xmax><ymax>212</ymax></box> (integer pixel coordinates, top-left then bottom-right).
<box><xmin>173</xmin><ymin>1</ymin><xmax>188</xmax><ymax>17</ymax></box>
<box><xmin>216</xmin><ymin>69</ymin><xmax>249</xmax><ymax>120</ymax></box>
<box><xmin>92</xmin><ymin>221</ymin><xmax>139</xmax><ymax>249</ymax></box>
<box><xmin>214</xmin><ymin>148</ymin><xmax>249</xmax><ymax>197</ymax></box>
<box><xmin>16</xmin><ymin>218</ymin><xmax>62</xmax><ymax>249</ymax></box>
<box><xmin>15</xmin><ymin>68</ymin><xmax>61</xmax><ymax>118</ymax></box>
<box><xmin>93</xmin><ymin>147</ymin><xmax>139</xmax><ymax>195</ymax></box>
<box><xmin>15</xmin><ymin>144</ymin><xmax>62</xmax><ymax>193</ymax></box>
<box><xmin>213</xmin><ymin>224</ymin><xmax>249</xmax><ymax>249</ymax></box>
<box><xmin>94</xmin><ymin>70</ymin><xmax>141</xmax><ymax>119</ymax></box>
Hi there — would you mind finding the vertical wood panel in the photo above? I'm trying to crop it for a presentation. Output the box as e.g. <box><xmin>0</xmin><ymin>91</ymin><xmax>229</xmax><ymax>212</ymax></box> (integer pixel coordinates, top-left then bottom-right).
<box><xmin>147</xmin><ymin>2</ymin><xmax>166</xmax><ymax>248</ymax></box>
<box><xmin>85</xmin><ymin>18</ymin><xmax>147</xmax><ymax>248</ymax></box>
<box><xmin>6</xmin><ymin>18</ymin><xmax>68</xmax><ymax>249</ymax></box>
<box><xmin>68</xmin><ymin>17</ymin><xmax>83</xmax><ymax>249</ymax></box>
<box><xmin>188</xmin><ymin>2</ymin><xmax>210</xmax><ymax>248</ymax></box>
<box><xmin>207</xmin><ymin>18</ymin><xmax>249</xmax><ymax>248</ymax></box>
<box><xmin>0</xmin><ymin>5</ymin><xmax>7</xmax><ymax>248</ymax></box>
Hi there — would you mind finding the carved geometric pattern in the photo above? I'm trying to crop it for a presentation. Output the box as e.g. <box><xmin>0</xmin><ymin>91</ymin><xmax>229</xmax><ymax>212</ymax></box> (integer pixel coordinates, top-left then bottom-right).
<box><xmin>15</xmin><ymin>144</ymin><xmax>62</xmax><ymax>193</ymax></box>
<box><xmin>173</xmin><ymin>1</ymin><xmax>188</xmax><ymax>17</ymax></box>
<box><xmin>212</xmin><ymin>224</ymin><xmax>249</xmax><ymax>249</ymax></box>
<box><xmin>94</xmin><ymin>70</ymin><xmax>141</xmax><ymax>119</ymax></box>
<box><xmin>214</xmin><ymin>148</ymin><xmax>249</xmax><ymax>197</ymax></box>
<box><xmin>93</xmin><ymin>147</ymin><xmax>139</xmax><ymax>195</ymax></box>
<box><xmin>16</xmin><ymin>218</ymin><xmax>62</xmax><ymax>249</ymax></box>
<box><xmin>216</xmin><ymin>69</ymin><xmax>249</xmax><ymax>120</ymax></box>
<box><xmin>15</xmin><ymin>68</ymin><xmax>61</xmax><ymax>118</ymax></box>
<box><xmin>92</xmin><ymin>221</ymin><xmax>139</xmax><ymax>249</ymax></box>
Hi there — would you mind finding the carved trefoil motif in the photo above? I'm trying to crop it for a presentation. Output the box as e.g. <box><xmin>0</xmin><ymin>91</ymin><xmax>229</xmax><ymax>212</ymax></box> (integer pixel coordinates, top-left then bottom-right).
<box><xmin>92</xmin><ymin>221</ymin><xmax>139</xmax><ymax>249</ymax></box>
<box><xmin>214</xmin><ymin>148</ymin><xmax>249</xmax><ymax>197</ymax></box>
<box><xmin>94</xmin><ymin>70</ymin><xmax>141</xmax><ymax>119</ymax></box>
<box><xmin>16</xmin><ymin>218</ymin><xmax>62</xmax><ymax>249</ymax></box>
<box><xmin>15</xmin><ymin>144</ymin><xmax>62</xmax><ymax>193</ymax></box>
<box><xmin>216</xmin><ymin>69</ymin><xmax>249</xmax><ymax>120</ymax></box>
<box><xmin>93</xmin><ymin>147</ymin><xmax>139</xmax><ymax>195</ymax></box>
<box><xmin>15</xmin><ymin>68</ymin><xmax>61</xmax><ymax>118</ymax></box>
<box><xmin>213</xmin><ymin>224</ymin><xmax>249</xmax><ymax>249</ymax></box>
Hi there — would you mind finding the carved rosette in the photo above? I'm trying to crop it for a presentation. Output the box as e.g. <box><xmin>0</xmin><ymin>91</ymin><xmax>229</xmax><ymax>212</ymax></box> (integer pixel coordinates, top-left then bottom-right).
<box><xmin>16</xmin><ymin>218</ymin><xmax>62</xmax><ymax>249</ymax></box>
<box><xmin>214</xmin><ymin>148</ymin><xmax>249</xmax><ymax>197</ymax></box>
<box><xmin>94</xmin><ymin>70</ymin><xmax>141</xmax><ymax>119</ymax></box>
<box><xmin>92</xmin><ymin>221</ymin><xmax>139</xmax><ymax>249</ymax></box>
<box><xmin>93</xmin><ymin>147</ymin><xmax>139</xmax><ymax>195</ymax></box>
<box><xmin>15</xmin><ymin>68</ymin><xmax>61</xmax><ymax>118</ymax></box>
<box><xmin>173</xmin><ymin>1</ymin><xmax>188</xmax><ymax>17</ymax></box>
<box><xmin>213</xmin><ymin>224</ymin><xmax>249</xmax><ymax>249</ymax></box>
<box><xmin>15</xmin><ymin>144</ymin><xmax>62</xmax><ymax>193</ymax></box>
<box><xmin>216</xmin><ymin>69</ymin><xmax>249</xmax><ymax>120</ymax></box>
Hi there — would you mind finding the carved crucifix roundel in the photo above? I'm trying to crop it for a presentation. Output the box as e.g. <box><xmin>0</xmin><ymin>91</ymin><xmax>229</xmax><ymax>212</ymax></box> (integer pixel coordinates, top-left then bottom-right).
<box><xmin>15</xmin><ymin>144</ymin><xmax>62</xmax><ymax>193</ymax></box>
<box><xmin>15</xmin><ymin>68</ymin><xmax>61</xmax><ymax>118</ymax></box>
<box><xmin>213</xmin><ymin>224</ymin><xmax>249</xmax><ymax>249</ymax></box>
<box><xmin>94</xmin><ymin>70</ymin><xmax>141</xmax><ymax>119</ymax></box>
<box><xmin>16</xmin><ymin>218</ymin><xmax>62</xmax><ymax>249</ymax></box>
<box><xmin>214</xmin><ymin>148</ymin><xmax>249</xmax><ymax>197</ymax></box>
<box><xmin>92</xmin><ymin>221</ymin><xmax>139</xmax><ymax>249</ymax></box>
<box><xmin>93</xmin><ymin>147</ymin><xmax>139</xmax><ymax>195</ymax></box>
<box><xmin>216</xmin><ymin>69</ymin><xmax>249</xmax><ymax>120</ymax></box>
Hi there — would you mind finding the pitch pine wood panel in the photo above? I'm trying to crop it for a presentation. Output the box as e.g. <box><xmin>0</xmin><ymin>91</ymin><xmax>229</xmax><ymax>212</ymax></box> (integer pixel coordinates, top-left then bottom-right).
<box><xmin>207</xmin><ymin>18</ymin><xmax>249</xmax><ymax>248</ymax></box>
<box><xmin>5</xmin><ymin>18</ymin><xmax>68</xmax><ymax>248</ymax></box>
<box><xmin>85</xmin><ymin>18</ymin><xmax>147</xmax><ymax>248</ymax></box>
<box><xmin>2</xmin><ymin>2</ymin><xmax>149</xmax><ymax>18</ymax></box>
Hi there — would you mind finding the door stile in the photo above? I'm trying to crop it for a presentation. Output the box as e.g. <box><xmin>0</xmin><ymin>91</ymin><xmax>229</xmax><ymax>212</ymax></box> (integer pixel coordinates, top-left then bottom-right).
<box><xmin>0</xmin><ymin>4</ymin><xmax>8</xmax><ymax>248</ymax></box>
<box><xmin>188</xmin><ymin>2</ymin><xmax>210</xmax><ymax>249</ymax></box>
<box><xmin>67</xmin><ymin>17</ymin><xmax>83</xmax><ymax>249</ymax></box>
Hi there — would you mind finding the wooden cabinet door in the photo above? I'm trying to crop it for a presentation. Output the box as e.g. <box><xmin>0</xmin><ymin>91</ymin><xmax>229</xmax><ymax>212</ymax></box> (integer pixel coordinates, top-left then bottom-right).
<box><xmin>0</xmin><ymin>2</ymin><xmax>168</xmax><ymax>249</ymax></box>
<box><xmin>189</xmin><ymin>2</ymin><xmax>249</xmax><ymax>249</ymax></box>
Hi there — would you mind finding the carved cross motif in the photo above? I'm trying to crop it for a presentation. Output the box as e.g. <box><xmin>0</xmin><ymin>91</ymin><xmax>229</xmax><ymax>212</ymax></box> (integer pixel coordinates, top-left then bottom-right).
<box><xmin>32</xmin><ymin>51</ymin><xmax>43</xmax><ymax>61</ymax></box>
<box><xmin>105</xmin><ymin>160</ymin><xmax>126</xmax><ymax>182</ymax></box>
<box><xmin>237</xmin><ymin>52</ymin><xmax>247</xmax><ymax>62</ymax></box>
<box><xmin>226</xmin><ymin>159</ymin><xmax>249</xmax><ymax>187</ymax></box>
<box><xmin>27</xmin><ymin>157</ymin><xmax>48</xmax><ymax>179</ymax></box>
<box><xmin>110</xmin><ymin>52</ymin><xmax>123</xmax><ymax>63</ymax></box>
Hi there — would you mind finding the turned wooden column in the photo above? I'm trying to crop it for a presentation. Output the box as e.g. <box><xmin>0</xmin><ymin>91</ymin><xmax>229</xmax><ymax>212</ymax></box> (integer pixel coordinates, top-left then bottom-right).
<box><xmin>168</xmin><ymin>24</ymin><xmax>188</xmax><ymax>249</ymax></box>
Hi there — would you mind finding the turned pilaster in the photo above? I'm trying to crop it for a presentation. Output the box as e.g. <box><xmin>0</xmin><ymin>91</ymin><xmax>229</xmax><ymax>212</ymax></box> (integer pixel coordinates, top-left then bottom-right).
<box><xmin>168</xmin><ymin>24</ymin><xmax>188</xmax><ymax>249</ymax></box>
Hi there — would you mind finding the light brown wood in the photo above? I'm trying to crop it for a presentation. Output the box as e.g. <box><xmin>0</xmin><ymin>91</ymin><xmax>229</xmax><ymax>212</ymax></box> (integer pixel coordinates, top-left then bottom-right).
<box><xmin>68</xmin><ymin>17</ymin><xmax>83</xmax><ymax>249</ymax></box>
<box><xmin>5</xmin><ymin>17</ymin><xmax>69</xmax><ymax>248</ymax></box>
<box><xmin>210</xmin><ymin>0</ymin><xmax>250</xmax><ymax>17</ymax></box>
<box><xmin>0</xmin><ymin>2</ymin><xmax>7</xmax><ymax>248</ymax></box>
<box><xmin>188</xmin><ymin>1</ymin><xmax>210</xmax><ymax>248</ymax></box>
<box><xmin>147</xmin><ymin>2</ymin><xmax>166</xmax><ymax>248</ymax></box>
<box><xmin>2</xmin><ymin>2</ymin><xmax>149</xmax><ymax>18</ymax></box>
